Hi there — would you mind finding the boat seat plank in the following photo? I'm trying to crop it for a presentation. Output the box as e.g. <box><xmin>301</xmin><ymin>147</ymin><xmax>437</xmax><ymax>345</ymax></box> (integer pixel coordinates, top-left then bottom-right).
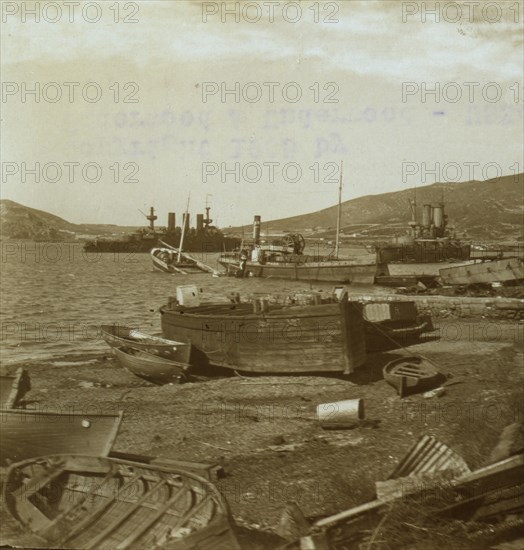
<box><xmin>41</xmin><ymin>469</ymin><xmax>117</xmax><ymax>538</ymax></box>
<box><xmin>58</xmin><ymin>473</ymin><xmax>143</xmax><ymax>546</ymax></box>
<box><xmin>115</xmin><ymin>482</ymin><xmax>194</xmax><ymax>549</ymax></box>
<box><xmin>12</xmin><ymin>464</ymin><xmax>65</xmax><ymax>499</ymax></box>
<box><xmin>85</xmin><ymin>479</ymin><xmax>168</xmax><ymax>549</ymax></box>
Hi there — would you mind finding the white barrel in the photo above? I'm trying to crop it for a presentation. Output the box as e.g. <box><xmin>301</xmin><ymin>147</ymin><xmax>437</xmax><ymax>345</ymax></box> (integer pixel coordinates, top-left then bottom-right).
<box><xmin>316</xmin><ymin>399</ymin><xmax>364</xmax><ymax>429</ymax></box>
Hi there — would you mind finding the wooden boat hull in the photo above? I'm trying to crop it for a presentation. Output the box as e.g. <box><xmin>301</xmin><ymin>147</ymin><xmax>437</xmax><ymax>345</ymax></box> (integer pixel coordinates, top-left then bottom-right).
<box><xmin>4</xmin><ymin>454</ymin><xmax>240</xmax><ymax>549</ymax></box>
<box><xmin>439</xmin><ymin>257</ymin><xmax>524</xmax><ymax>285</ymax></box>
<box><xmin>101</xmin><ymin>325</ymin><xmax>191</xmax><ymax>363</ymax></box>
<box><xmin>218</xmin><ymin>255</ymin><xmax>376</xmax><ymax>284</ymax></box>
<box><xmin>0</xmin><ymin>409</ymin><xmax>122</xmax><ymax>466</ymax></box>
<box><xmin>383</xmin><ymin>356</ymin><xmax>440</xmax><ymax>397</ymax></box>
<box><xmin>0</xmin><ymin>368</ymin><xmax>31</xmax><ymax>408</ymax></box>
<box><xmin>160</xmin><ymin>301</ymin><xmax>367</xmax><ymax>374</ymax></box>
<box><xmin>113</xmin><ymin>347</ymin><xmax>191</xmax><ymax>384</ymax></box>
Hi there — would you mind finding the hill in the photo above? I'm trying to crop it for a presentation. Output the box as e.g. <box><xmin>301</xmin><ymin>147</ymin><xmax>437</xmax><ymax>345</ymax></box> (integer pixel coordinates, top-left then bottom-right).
<box><xmin>233</xmin><ymin>173</ymin><xmax>524</xmax><ymax>242</ymax></box>
<box><xmin>1</xmin><ymin>173</ymin><xmax>522</xmax><ymax>242</ymax></box>
<box><xmin>0</xmin><ymin>200</ymin><xmax>137</xmax><ymax>241</ymax></box>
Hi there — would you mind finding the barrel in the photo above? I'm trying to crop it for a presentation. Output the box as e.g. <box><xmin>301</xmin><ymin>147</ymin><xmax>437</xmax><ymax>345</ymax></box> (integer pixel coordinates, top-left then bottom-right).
<box><xmin>316</xmin><ymin>399</ymin><xmax>365</xmax><ymax>429</ymax></box>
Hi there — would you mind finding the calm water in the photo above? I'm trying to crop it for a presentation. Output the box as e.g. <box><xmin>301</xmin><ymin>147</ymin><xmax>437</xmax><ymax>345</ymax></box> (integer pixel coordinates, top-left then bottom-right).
<box><xmin>0</xmin><ymin>242</ymin><xmax>382</xmax><ymax>365</ymax></box>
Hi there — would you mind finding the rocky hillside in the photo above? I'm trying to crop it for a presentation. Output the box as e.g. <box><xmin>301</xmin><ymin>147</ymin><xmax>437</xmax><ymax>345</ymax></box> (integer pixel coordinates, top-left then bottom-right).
<box><xmin>1</xmin><ymin>173</ymin><xmax>522</xmax><ymax>242</ymax></box>
<box><xmin>241</xmin><ymin>173</ymin><xmax>524</xmax><ymax>242</ymax></box>
<box><xmin>0</xmin><ymin>200</ymin><xmax>135</xmax><ymax>241</ymax></box>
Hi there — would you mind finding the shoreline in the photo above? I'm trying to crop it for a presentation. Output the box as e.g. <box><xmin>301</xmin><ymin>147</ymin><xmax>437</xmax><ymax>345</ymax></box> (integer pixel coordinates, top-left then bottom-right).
<box><xmin>2</xmin><ymin>324</ymin><xmax>523</xmax><ymax>548</ymax></box>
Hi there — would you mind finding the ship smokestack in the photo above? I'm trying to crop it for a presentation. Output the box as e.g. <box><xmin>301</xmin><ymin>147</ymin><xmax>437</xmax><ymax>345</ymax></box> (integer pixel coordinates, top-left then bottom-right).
<box><xmin>168</xmin><ymin>212</ymin><xmax>176</xmax><ymax>232</ymax></box>
<box><xmin>422</xmin><ymin>204</ymin><xmax>431</xmax><ymax>228</ymax></box>
<box><xmin>253</xmin><ymin>215</ymin><xmax>261</xmax><ymax>244</ymax></box>
<box><xmin>433</xmin><ymin>205</ymin><xmax>443</xmax><ymax>228</ymax></box>
<box><xmin>196</xmin><ymin>214</ymin><xmax>204</xmax><ymax>233</ymax></box>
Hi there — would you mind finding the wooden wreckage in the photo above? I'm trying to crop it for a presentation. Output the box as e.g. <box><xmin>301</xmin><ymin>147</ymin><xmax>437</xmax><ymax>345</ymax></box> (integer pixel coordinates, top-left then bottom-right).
<box><xmin>279</xmin><ymin>435</ymin><xmax>524</xmax><ymax>549</ymax></box>
<box><xmin>0</xmin><ymin>367</ymin><xmax>31</xmax><ymax>409</ymax></box>
<box><xmin>1</xmin><ymin>409</ymin><xmax>123</xmax><ymax>467</ymax></box>
<box><xmin>3</xmin><ymin>454</ymin><xmax>240</xmax><ymax>550</ymax></box>
<box><xmin>439</xmin><ymin>257</ymin><xmax>524</xmax><ymax>286</ymax></box>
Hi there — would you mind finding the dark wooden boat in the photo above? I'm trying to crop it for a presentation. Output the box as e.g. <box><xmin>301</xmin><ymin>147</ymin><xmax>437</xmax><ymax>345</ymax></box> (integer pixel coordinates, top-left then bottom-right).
<box><xmin>383</xmin><ymin>355</ymin><xmax>441</xmax><ymax>397</ymax></box>
<box><xmin>113</xmin><ymin>347</ymin><xmax>191</xmax><ymax>385</ymax></box>
<box><xmin>362</xmin><ymin>301</ymin><xmax>432</xmax><ymax>350</ymax></box>
<box><xmin>101</xmin><ymin>324</ymin><xmax>191</xmax><ymax>363</ymax></box>
<box><xmin>160</xmin><ymin>299</ymin><xmax>366</xmax><ymax>374</ymax></box>
<box><xmin>3</xmin><ymin>454</ymin><xmax>240</xmax><ymax>550</ymax></box>
<box><xmin>0</xmin><ymin>409</ymin><xmax>122</xmax><ymax>466</ymax></box>
<box><xmin>219</xmin><ymin>251</ymin><xmax>377</xmax><ymax>284</ymax></box>
<box><xmin>0</xmin><ymin>367</ymin><xmax>31</xmax><ymax>408</ymax></box>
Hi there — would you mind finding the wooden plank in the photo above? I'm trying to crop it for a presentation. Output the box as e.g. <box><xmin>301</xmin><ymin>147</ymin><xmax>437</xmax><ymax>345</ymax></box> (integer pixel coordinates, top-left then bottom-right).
<box><xmin>116</xmin><ymin>483</ymin><xmax>196</xmax><ymax>549</ymax></box>
<box><xmin>85</xmin><ymin>479</ymin><xmax>168</xmax><ymax>549</ymax></box>
<box><xmin>58</xmin><ymin>473</ymin><xmax>143</xmax><ymax>546</ymax></box>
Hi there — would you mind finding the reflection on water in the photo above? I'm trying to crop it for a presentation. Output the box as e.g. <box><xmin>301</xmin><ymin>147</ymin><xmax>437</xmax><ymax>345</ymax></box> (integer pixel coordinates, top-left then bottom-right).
<box><xmin>0</xmin><ymin>242</ymin><xmax>384</xmax><ymax>364</ymax></box>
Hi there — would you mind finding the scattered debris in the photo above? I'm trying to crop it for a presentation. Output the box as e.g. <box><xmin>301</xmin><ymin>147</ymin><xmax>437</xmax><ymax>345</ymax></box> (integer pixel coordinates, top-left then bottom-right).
<box><xmin>490</xmin><ymin>422</ymin><xmax>524</xmax><ymax>463</ymax></box>
<box><xmin>423</xmin><ymin>386</ymin><xmax>446</xmax><ymax>398</ymax></box>
<box><xmin>277</xmin><ymin>502</ymin><xmax>310</xmax><ymax>541</ymax></box>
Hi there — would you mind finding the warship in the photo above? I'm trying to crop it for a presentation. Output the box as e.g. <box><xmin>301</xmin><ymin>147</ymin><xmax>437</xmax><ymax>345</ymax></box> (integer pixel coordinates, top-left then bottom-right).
<box><xmin>374</xmin><ymin>200</ymin><xmax>473</xmax><ymax>285</ymax></box>
<box><xmin>83</xmin><ymin>206</ymin><xmax>240</xmax><ymax>254</ymax></box>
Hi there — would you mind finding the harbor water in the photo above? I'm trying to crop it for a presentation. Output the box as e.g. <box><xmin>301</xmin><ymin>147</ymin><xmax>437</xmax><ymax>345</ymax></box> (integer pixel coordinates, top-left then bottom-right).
<box><xmin>0</xmin><ymin>242</ymin><xmax>384</xmax><ymax>365</ymax></box>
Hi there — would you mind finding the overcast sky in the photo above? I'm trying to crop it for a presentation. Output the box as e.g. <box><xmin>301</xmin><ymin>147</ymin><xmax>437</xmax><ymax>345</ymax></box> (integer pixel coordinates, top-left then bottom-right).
<box><xmin>2</xmin><ymin>0</ymin><xmax>523</xmax><ymax>227</ymax></box>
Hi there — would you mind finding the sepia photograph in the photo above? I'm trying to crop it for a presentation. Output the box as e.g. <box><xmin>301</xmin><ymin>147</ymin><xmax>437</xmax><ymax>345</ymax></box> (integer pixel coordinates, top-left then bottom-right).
<box><xmin>1</xmin><ymin>1</ymin><xmax>523</xmax><ymax>548</ymax></box>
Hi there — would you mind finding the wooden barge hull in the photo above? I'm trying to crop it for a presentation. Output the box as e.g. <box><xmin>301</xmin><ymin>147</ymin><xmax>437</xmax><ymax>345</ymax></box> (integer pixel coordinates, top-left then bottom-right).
<box><xmin>218</xmin><ymin>257</ymin><xmax>377</xmax><ymax>284</ymax></box>
<box><xmin>160</xmin><ymin>302</ymin><xmax>367</xmax><ymax>374</ymax></box>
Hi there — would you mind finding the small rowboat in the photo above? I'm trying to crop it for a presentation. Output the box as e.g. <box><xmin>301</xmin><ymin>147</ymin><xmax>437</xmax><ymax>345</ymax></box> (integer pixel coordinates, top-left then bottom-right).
<box><xmin>101</xmin><ymin>325</ymin><xmax>191</xmax><ymax>363</ymax></box>
<box><xmin>4</xmin><ymin>454</ymin><xmax>240</xmax><ymax>550</ymax></box>
<box><xmin>113</xmin><ymin>347</ymin><xmax>191</xmax><ymax>385</ymax></box>
<box><xmin>383</xmin><ymin>356</ymin><xmax>441</xmax><ymax>397</ymax></box>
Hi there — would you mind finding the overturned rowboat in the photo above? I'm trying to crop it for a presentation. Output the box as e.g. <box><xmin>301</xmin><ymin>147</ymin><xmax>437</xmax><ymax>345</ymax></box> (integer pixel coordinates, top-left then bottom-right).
<box><xmin>0</xmin><ymin>409</ymin><xmax>122</xmax><ymax>466</ymax></box>
<box><xmin>383</xmin><ymin>356</ymin><xmax>441</xmax><ymax>397</ymax></box>
<box><xmin>113</xmin><ymin>347</ymin><xmax>191</xmax><ymax>385</ymax></box>
<box><xmin>101</xmin><ymin>325</ymin><xmax>191</xmax><ymax>363</ymax></box>
<box><xmin>3</xmin><ymin>453</ymin><xmax>240</xmax><ymax>549</ymax></box>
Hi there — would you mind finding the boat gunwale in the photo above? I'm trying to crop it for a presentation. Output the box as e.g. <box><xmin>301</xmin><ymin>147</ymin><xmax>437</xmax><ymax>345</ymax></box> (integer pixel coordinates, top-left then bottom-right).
<box><xmin>4</xmin><ymin>453</ymin><xmax>233</xmax><ymax>524</ymax></box>
<box><xmin>100</xmin><ymin>325</ymin><xmax>188</xmax><ymax>347</ymax></box>
<box><xmin>113</xmin><ymin>347</ymin><xmax>191</xmax><ymax>369</ymax></box>
<box><xmin>159</xmin><ymin>302</ymin><xmax>362</xmax><ymax>322</ymax></box>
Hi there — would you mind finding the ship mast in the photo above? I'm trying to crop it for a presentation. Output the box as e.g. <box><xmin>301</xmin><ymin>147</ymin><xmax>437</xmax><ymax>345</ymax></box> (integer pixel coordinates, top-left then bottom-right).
<box><xmin>178</xmin><ymin>194</ymin><xmax>190</xmax><ymax>263</ymax></box>
<box><xmin>335</xmin><ymin>160</ymin><xmax>343</xmax><ymax>258</ymax></box>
